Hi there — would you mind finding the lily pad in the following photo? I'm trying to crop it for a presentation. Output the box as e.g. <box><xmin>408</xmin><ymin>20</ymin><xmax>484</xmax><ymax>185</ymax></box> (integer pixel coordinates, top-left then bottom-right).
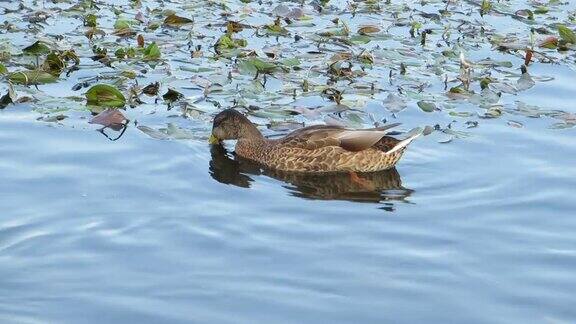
<box><xmin>239</xmin><ymin>58</ymin><xmax>278</xmax><ymax>75</ymax></box>
<box><xmin>43</xmin><ymin>53</ymin><xmax>66</xmax><ymax>76</ymax></box>
<box><xmin>143</xmin><ymin>42</ymin><xmax>161</xmax><ymax>60</ymax></box>
<box><xmin>114</xmin><ymin>18</ymin><xmax>134</xmax><ymax>30</ymax></box>
<box><xmin>357</xmin><ymin>26</ymin><xmax>380</xmax><ymax>35</ymax></box>
<box><xmin>558</xmin><ymin>25</ymin><xmax>576</xmax><ymax>44</ymax></box>
<box><xmin>85</xmin><ymin>84</ymin><xmax>126</xmax><ymax>107</ymax></box>
<box><xmin>9</xmin><ymin>70</ymin><xmax>58</xmax><ymax>85</ymax></box>
<box><xmin>164</xmin><ymin>14</ymin><xmax>193</xmax><ymax>27</ymax></box>
<box><xmin>22</xmin><ymin>41</ymin><xmax>51</xmax><ymax>55</ymax></box>
<box><xmin>417</xmin><ymin>101</ymin><xmax>437</xmax><ymax>113</ymax></box>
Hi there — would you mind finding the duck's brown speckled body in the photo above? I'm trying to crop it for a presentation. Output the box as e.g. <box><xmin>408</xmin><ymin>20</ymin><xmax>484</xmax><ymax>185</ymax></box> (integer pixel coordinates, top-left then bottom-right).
<box><xmin>210</xmin><ymin>109</ymin><xmax>421</xmax><ymax>173</ymax></box>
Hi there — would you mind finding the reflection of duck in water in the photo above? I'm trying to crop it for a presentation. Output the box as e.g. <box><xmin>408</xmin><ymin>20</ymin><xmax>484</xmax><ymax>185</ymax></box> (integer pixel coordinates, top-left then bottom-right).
<box><xmin>209</xmin><ymin>109</ymin><xmax>421</xmax><ymax>173</ymax></box>
<box><xmin>209</xmin><ymin>144</ymin><xmax>413</xmax><ymax>203</ymax></box>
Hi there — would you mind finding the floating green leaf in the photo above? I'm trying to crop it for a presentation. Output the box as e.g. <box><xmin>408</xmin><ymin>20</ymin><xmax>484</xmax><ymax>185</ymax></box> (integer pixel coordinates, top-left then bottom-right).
<box><xmin>239</xmin><ymin>58</ymin><xmax>278</xmax><ymax>75</ymax></box>
<box><xmin>22</xmin><ymin>41</ymin><xmax>51</xmax><ymax>55</ymax></box>
<box><xmin>115</xmin><ymin>47</ymin><xmax>136</xmax><ymax>59</ymax></box>
<box><xmin>534</xmin><ymin>6</ymin><xmax>549</xmax><ymax>14</ymax></box>
<box><xmin>449</xmin><ymin>111</ymin><xmax>473</xmax><ymax>117</ymax></box>
<box><xmin>42</xmin><ymin>53</ymin><xmax>65</xmax><ymax>76</ymax></box>
<box><xmin>558</xmin><ymin>25</ymin><xmax>576</xmax><ymax>44</ymax></box>
<box><xmin>214</xmin><ymin>34</ymin><xmax>247</xmax><ymax>55</ymax></box>
<box><xmin>264</xmin><ymin>18</ymin><xmax>289</xmax><ymax>35</ymax></box>
<box><xmin>280</xmin><ymin>57</ymin><xmax>301</xmax><ymax>67</ymax></box>
<box><xmin>8</xmin><ymin>70</ymin><xmax>58</xmax><ymax>84</ymax></box>
<box><xmin>85</xmin><ymin>14</ymin><xmax>97</xmax><ymax>27</ymax></box>
<box><xmin>0</xmin><ymin>62</ymin><xmax>6</xmax><ymax>74</ymax></box>
<box><xmin>357</xmin><ymin>26</ymin><xmax>380</xmax><ymax>35</ymax></box>
<box><xmin>114</xmin><ymin>18</ymin><xmax>133</xmax><ymax>30</ymax></box>
<box><xmin>480</xmin><ymin>0</ymin><xmax>492</xmax><ymax>16</ymax></box>
<box><xmin>515</xmin><ymin>9</ymin><xmax>534</xmax><ymax>20</ymax></box>
<box><xmin>349</xmin><ymin>35</ymin><xmax>372</xmax><ymax>44</ymax></box>
<box><xmin>417</xmin><ymin>101</ymin><xmax>437</xmax><ymax>113</ymax></box>
<box><xmin>86</xmin><ymin>84</ymin><xmax>126</xmax><ymax>107</ymax></box>
<box><xmin>143</xmin><ymin>42</ymin><xmax>161</xmax><ymax>60</ymax></box>
<box><xmin>164</xmin><ymin>14</ymin><xmax>193</xmax><ymax>27</ymax></box>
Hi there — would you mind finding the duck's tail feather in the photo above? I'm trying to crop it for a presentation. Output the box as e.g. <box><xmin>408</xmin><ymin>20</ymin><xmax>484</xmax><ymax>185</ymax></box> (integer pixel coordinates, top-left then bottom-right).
<box><xmin>386</xmin><ymin>127</ymin><xmax>423</xmax><ymax>154</ymax></box>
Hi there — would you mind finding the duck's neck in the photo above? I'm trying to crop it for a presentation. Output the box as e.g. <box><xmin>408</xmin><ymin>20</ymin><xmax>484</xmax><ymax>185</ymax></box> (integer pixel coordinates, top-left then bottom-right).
<box><xmin>239</xmin><ymin>121</ymin><xmax>265</xmax><ymax>142</ymax></box>
<box><xmin>236</xmin><ymin>122</ymin><xmax>266</xmax><ymax>162</ymax></box>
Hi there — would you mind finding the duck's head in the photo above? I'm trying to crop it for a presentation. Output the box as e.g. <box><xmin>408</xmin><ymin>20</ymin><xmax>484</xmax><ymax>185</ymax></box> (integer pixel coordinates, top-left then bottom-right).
<box><xmin>210</xmin><ymin>109</ymin><xmax>262</xmax><ymax>143</ymax></box>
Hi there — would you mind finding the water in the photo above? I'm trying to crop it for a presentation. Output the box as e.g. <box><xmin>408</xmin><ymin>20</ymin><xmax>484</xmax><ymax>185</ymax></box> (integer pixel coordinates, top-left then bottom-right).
<box><xmin>2</xmin><ymin>103</ymin><xmax>575</xmax><ymax>323</ymax></box>
<box><xmin>2</xmin><ymin>0</ymin><xmax>576</xmax><ymax>323</ymax></box>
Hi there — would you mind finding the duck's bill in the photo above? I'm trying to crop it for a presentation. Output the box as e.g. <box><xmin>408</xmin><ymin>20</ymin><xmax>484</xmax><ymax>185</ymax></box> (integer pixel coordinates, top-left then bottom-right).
<box><xmin>208</xmin><ymin>134</ymin><xmax>220</xmax><ymax>144</ymax></box>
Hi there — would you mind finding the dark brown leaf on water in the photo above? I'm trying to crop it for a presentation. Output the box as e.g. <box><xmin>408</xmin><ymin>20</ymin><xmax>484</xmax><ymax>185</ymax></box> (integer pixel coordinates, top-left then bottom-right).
<box><xmin>524</xmin><ymin>49</ymin><xmax>533</xmax><ymax>66</ymax></box>
<box><xmin>0</xmin><ymin>92</ymin><xmax>13</xmax><ymax>109</ymax></box>
<box><xmin>137</xmin><ymin>34</ymin><xmax>145</xmax><ymax>48</ymax></box>
<box><xmin>163</xmin><ymin>88</ymin><xmax>184</xmax><ymax>102</ymax></box>
<box><xmin>142</xmin><ymin>82</ymin><xmax>160</xmax><ymax>96</ymax></box>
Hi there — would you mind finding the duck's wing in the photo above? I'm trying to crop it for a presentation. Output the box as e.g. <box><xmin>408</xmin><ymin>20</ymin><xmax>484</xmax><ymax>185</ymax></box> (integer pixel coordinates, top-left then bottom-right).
<box><xmin>279</xmin><ymin>125</ymin><xmax>345</xmax><ymax>149</ymax></box>
<box><xmin>280</xmin><ymin>123</ymin><xmax>401</xmax><ymax>152</ymax></box>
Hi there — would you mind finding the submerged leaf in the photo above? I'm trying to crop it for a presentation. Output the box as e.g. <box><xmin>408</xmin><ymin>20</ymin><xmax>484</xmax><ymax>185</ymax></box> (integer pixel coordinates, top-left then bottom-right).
<box><xmin>517</xmin><ymin>69</ymin><xmax>535</xmax><ymax>91</ymax></box>
<box><xmin>448</xmin><ymin>111</ymin><xmax>473</xmax><ymax>117</ymax></box>
<box><xmin>383</xmin><ymin>93</ymin><xmax>407</xmax><ymax>113</ymax></box>
<box><xmin>138</xmin><ymin>126</ymin><xmax>170</xmax><ymax>140</ymax></box>
<box><xmin>37</xmin><ymin>114</ymin><xmax>67</xmax><ymax>123</ymax></box>
<box><xmin>482</xmin><ymin>106</ymin><xmax>503</xmax><ymax>118</ymax></box>
<box><xmin>507</xmin><ymin>120</ymin><xmax>524</xmax><ymax>128</ymax></box>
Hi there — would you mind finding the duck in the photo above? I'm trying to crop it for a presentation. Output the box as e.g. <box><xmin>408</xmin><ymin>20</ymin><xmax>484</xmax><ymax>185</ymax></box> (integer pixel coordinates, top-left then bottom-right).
<box><xmin>209</xmin><ymin>144</ymin><xmax>413</xmax><ymax>202</ymax></box>
<box><xmin>209</xmin><ymin>108</ymin><xmax>421</xmax><ymax>173</ymax></box>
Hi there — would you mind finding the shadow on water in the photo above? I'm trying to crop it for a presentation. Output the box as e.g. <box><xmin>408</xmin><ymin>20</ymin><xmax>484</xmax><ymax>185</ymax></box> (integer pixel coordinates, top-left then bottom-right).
<box><xmin>208</xmin><ymin>144</ymin><xmax>414</xmax><ymax>205</ymax></box>
<box><xmin>96</xmin><ymin>123</ymin><xmax>129</xmax><ymax>141</ymax></box>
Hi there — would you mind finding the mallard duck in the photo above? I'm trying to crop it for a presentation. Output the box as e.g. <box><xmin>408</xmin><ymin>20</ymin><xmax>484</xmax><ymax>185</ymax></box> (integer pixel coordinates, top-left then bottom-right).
<box><xmin>209</xmin><ymin>109</ymin><xmax>421</xmax><ymax>173</ymax></box>
<box><xmin>209</xmin><ymin>144</ymin><xmax>413</xmax><ymax>202</ymax></box>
